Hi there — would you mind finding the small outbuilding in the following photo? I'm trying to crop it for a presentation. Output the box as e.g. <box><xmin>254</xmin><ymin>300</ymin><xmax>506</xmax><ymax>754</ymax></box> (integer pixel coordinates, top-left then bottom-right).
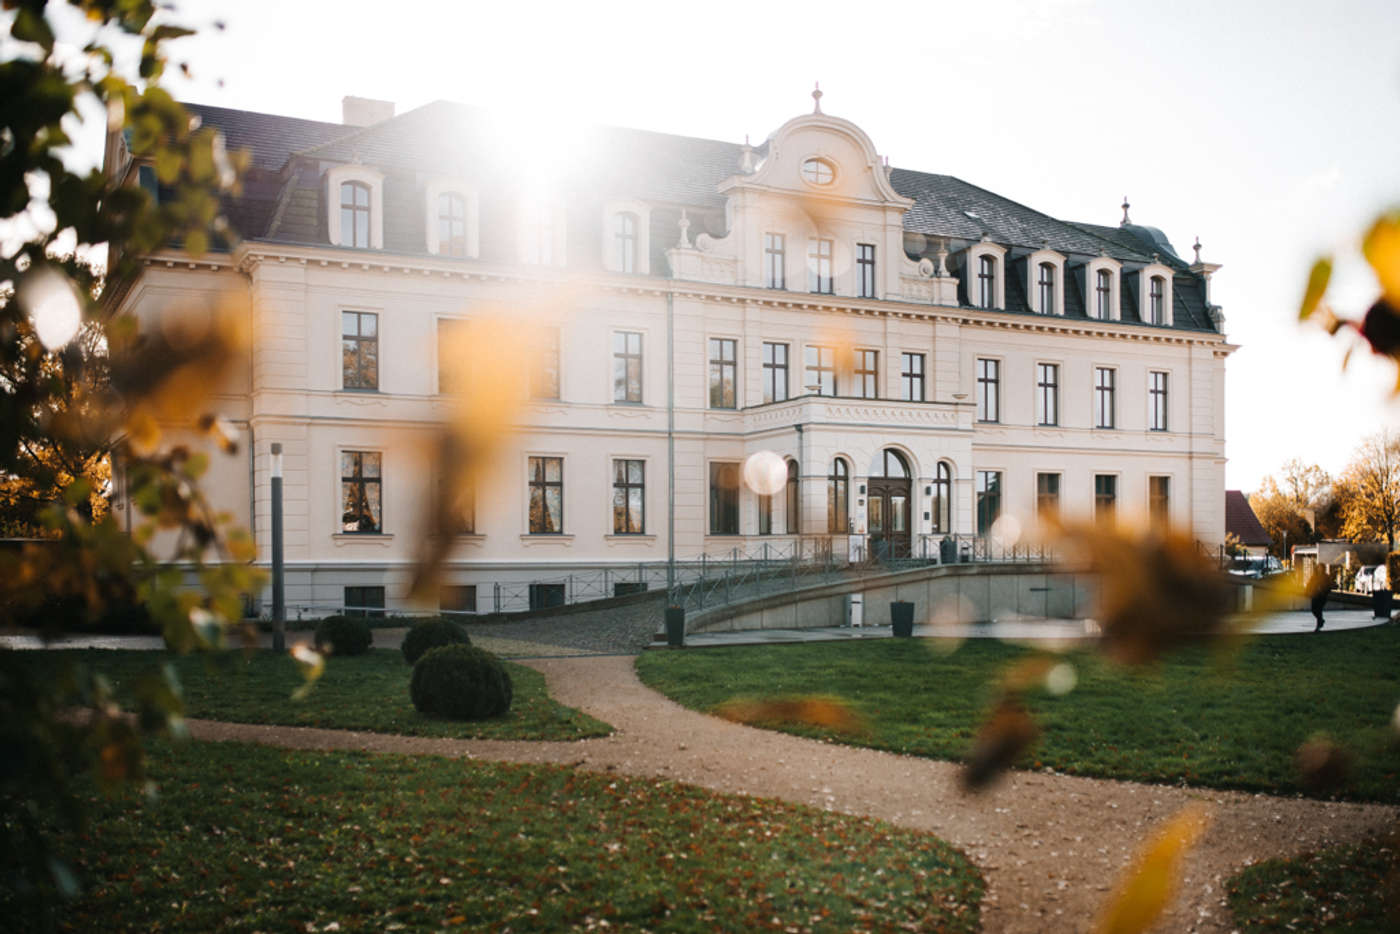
<box><xmin>1225</xmin><ymin>490</ymin><xmax>1271</xmax><ymax>556</ymax></box>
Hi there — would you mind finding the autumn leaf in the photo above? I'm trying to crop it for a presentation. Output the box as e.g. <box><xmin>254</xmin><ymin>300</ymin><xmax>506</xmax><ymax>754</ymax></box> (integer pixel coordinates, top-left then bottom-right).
<box><xmin>1363</xmin><ymin>210</ymin><xmax>1400</xmax><ymax>310</ymax></box>
<box><xmin>714</xmin><ymin>696</ymin><xmax>865</xmax><ymax>735</ymax></box>
<box><xmin>960</xmin><ymin>697</ymin><xmax>1039</xmax><ymax>792</ymax></box>
<box><xmin>1299</xmin><ymin>256</ymin><xmax>1332</xmax><ymax>321</ymax></box>
<box><xmin>1095</xmin><ymin>804</ymin><xmax>1211</xmax><ymax>934</ymax></box>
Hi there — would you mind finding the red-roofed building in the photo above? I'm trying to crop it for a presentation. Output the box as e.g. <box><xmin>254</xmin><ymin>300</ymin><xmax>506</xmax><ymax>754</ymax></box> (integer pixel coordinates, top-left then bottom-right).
<box><xmin>1225</xmin><ymin>490</ymin><xmax>1271</xmax><ymax>556</ymax></box>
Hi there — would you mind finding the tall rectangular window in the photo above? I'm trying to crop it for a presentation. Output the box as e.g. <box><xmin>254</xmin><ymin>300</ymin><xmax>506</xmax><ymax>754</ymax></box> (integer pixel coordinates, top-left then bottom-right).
<box><xmin>613</xmin><ymin>331</ymin><xmax>643</xmax><ymax>403</ymax></box>
<box><xmin>708</xmin><ymin>338</ymin><xmax>737</xmax><ymax>409</ymax></box>
<box><xmin>764</xmin><ymin>233</ymin><xmax>785</xmax><ymax>289</ymax></box>
<box><xmin>976</xmin><ymin>470</ymin><xmax>1002</xmax><ymax>537</ymax></box>
<box><xmin>614</xmin><ymin>212</ymin><xmax>638</xmax><ymax>273</ymax></box>
<box><xmin>857</xmin><ymin>243</ymin><xmax>876</xmax><ymax>298</ymax></box>
<box><xmin>977</xmin><ymin>254</ymin><xmax>996</xmax><ymax>308</ymax></box>
<box><xmin>709</xmin><ymin>462</ymin><xmax>739</xmax><ymax>535</ymax></box>
<box><xmin>762</xmin><ymin>342</ymin><xmax>789</xmax><ymax>404</ymax></box>
<box><xmin>1095</xmin><ymin>474</ymin><xmax>1117</xmax><ymax>524</ymax></box>
<box><xmin>339</xmin><ymin>182</ymin><xmax>370</xmax><ymax>249</ymax></box>
<box><xmin>828</xmin><ymin>459</ymin><xmax>850</xmax><ymax>533</ymax></box>
<box><xmin>437</xmin><ymin>318</ymin><xmax>464</xmax><ymax>394</ymax></box>
<box><xmin>900</xmin><ymin>352</ymin><xmax>925</xmax><ymax>402</ymax></box>
<box><xmin>1036</xmin><ymin>472</ymin><xmax>1061</xmax><ymax>519</ymax></box>
<box><xmin>1036</xmin><ymin>363</ymin><xmax>1059</xmax><ymax>426</ymax></box>
<box><xmin>530</xmin><ymin>327</ymin><xmax>560</xmax><ymax>400</ymax></box>
<box><xmin>528</xmin><ymin>456</ymin><xmax>563</xmax><ymax>534</ymax></box>
<box><xmin>344</xmin><ymin>585</ymin><xmax>384</xmax><ymax>619</ymax></box>
<box><xmin>976</xmin><ymin>358</ymin><xmax>1000</xmax><ymax>423</ymax></box>
<box><xmin>853</xmin><ymin>350</ymin><xmax>878</xmax><ymax>399</ymax></box>
<box><xmin>1095</xmin><ymin>268</ymin><xmax>1113</xmax><ymax>319</ymax></box>
<box><xmin>1038</xmin><ymin>262</ymin><xmax>1056</xmax><ymax>314</ymax></box>
<box><xmin>438</xmin><ymin>193</ymin><xmax>467</xmax><ymax>258</ymax></box>
<box><xmin>340</xmin><ymin>451</ymin><xmax>382</xmax><ymax>533</ymax></box>
<box><xmin>807</xmin><ymin>238</ymin><xmax>833</xmax><ymax>293</ymax></box>
<box><xmin>1149</xmin><ymin>475</ymin><xmax>1171</xmax><ymax>527</ymax></box>
<box><xmin>757</xmin><ymin>492</ymin><xmax>773</xmax><ymax>535</ymax></box>
<box><xmin>1094</xmin><ymin>367</ymin><xmax>1116</xmax><ymax>429</ymax></box>
<box><xmin>1149</xmin><ymin>276</ymin><xmax>1165</xmax><ymax>325</ymax></box>
<box><xmin>341</xmin><ymin>311</ymin><xmax>378</xmax><ymax>390</ymax></box>
<box><xmin>804</xmin><ymin>345</ymin><xmax>836</xmax><ymax>396</ymax></box>
<box><xmin>612</xmin><ymin>458</ymin><xmax>644</xmax><ymax>534</ymax></box>
<box><xmin>1149</xmin><ymin>371</ymin><xmax>1169</xmax><ymax>431</ymax></box>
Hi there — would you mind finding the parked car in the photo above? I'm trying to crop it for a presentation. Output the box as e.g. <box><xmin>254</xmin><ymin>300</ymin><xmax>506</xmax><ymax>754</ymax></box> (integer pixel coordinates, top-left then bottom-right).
<box><xmin>1228</xmin><ymin>555</ymin><xmax>1286</xmax><ymax>579</ymax></box>
<box><xmin>1356</xmin><ymin>566</ymin><xmax>1375</xmax><ymax>594</ymax></box>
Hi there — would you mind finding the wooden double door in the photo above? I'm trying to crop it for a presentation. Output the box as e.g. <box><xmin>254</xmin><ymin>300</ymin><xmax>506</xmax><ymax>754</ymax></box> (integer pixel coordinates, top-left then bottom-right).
<box><xmin>867</xmin><ymin>448</ymin><xmax>912</xmax><ymax>560</ymax></box>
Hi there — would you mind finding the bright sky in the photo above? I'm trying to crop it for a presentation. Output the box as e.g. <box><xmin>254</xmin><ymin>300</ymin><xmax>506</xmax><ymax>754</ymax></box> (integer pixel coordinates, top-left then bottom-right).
<box><xmin>25</xmin><ymin>0</ymin><xmax>1400</xmax><ymax>493</ymax></box>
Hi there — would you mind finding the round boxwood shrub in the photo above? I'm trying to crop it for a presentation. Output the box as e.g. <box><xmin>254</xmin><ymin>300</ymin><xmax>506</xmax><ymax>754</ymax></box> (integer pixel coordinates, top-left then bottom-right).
<box><xmin>401</xmin><ymin>618</ymin><xmax>470</xmax><ymax>664</ymax></box>
<box><xmin>410</xmin><ymin>644</ymin><xmax>513</xmax><ymax>720</ymax></box>
<box><xmin>314</xmin><ymin>615</ymin><xmax>373</xmax><ymax>656</ymax></box>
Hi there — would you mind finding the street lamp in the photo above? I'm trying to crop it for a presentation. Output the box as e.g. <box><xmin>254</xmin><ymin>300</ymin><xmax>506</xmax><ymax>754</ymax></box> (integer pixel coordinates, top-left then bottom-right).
<box><xmin>271</xmin><ymin>442</ymin><xmax>285</xmax><ymax>652</ymax></box>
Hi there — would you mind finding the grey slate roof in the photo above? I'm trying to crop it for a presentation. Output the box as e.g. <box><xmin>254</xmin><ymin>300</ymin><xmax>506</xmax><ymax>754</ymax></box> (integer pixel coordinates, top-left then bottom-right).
<box><xmin>188</xmin><ymin>99</ymin><xmax>1219</xmax><ymax>332</ymax></box>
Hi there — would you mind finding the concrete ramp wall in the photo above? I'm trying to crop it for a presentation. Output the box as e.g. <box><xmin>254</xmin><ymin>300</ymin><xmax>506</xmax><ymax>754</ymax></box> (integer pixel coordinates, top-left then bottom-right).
<box><xmin>688</xmin><ymin>562</ymin><xmax>1097</xmax><ymax>634</ymax></box>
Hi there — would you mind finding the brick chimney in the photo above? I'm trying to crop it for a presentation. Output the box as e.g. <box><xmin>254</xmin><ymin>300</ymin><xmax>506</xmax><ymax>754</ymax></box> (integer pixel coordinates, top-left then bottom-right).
<box><xmin>342</xmin><ymin>96</ymin><xmax>395</xmax><ymax>127</ymax></box>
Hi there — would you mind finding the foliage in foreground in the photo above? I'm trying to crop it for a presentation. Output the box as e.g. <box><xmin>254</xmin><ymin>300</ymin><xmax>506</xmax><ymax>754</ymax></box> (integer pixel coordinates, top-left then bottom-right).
<box><xmin>636</xmin><ymin>626</ymin><xmax>1400</xmax><ymax>802</ymax></box>
<box><xmin>8</xmin><ymin>649</ymin><xmax>609</xmax><ymax>741</ymax></box>
<box><xmin>1227</xmin><ymin>835</ymin><xmax>1400</xmax><ymax>932</ymax></box>
<box><xmin>5</xmin><ymin>739</ymin><xmax>983</xmax><ymax>933</ymax></box>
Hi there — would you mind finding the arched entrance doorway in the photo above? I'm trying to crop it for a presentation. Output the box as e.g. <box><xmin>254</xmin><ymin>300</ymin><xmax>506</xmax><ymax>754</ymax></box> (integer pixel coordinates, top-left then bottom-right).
<box><xmin>867</xmin><ymin>448</ymin><xmax>911</xmax><ymax>559</ymax></box>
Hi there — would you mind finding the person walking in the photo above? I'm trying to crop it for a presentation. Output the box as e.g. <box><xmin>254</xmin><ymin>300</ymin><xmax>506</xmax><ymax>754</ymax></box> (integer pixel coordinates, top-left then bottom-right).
<box><xmin>1308</xmin><ymin>566</ymin><xmax>1334</xmax><ymax>632</ymax></box>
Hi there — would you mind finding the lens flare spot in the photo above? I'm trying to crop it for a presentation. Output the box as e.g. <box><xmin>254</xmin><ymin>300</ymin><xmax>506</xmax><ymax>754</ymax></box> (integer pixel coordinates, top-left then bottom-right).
<box><xmin>1045</xmin><ymin>662</ymin><xmax>1078</xmax><ymax>695</ymax></box>
<box><xmin>989</xmin><ymin>514</ymin><xmax>1023</xmax><ymax>548</ymax></box>
<box><xmin>23</xmin><ymin>268</ymin><xmax>81</xmax><ymax>349</ymax></box>
<box><xmin>742</xmin><ymin>450</ymin><xmax>788</xmax><ymax>496</ymax></box>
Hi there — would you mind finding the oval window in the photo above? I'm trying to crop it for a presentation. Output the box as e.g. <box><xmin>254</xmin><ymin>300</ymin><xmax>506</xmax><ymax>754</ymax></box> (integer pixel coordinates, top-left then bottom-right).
<box><xmin>801</xmin><ymin>158</ymin><xmax>835</xmax><ymax>185</ymax></box>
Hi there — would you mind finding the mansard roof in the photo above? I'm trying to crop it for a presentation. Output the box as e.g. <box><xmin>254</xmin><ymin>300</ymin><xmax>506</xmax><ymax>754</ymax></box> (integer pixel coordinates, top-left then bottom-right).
<box><xmin>179</xmin><ymin>99</ymin><xmax>1219</xmax><ymax>332</ymax></box>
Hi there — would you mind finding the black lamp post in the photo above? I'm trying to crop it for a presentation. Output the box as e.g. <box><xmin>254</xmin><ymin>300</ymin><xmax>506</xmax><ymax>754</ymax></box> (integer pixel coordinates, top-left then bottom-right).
<box><xmin>271</xmin><ymin>442</ymin><xmax>285</xmax><ymax>652</ymax></box>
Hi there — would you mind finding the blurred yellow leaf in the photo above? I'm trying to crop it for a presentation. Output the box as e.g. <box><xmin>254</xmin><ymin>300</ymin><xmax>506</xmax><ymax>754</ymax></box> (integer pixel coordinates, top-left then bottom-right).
<box><xmin>1095</xmin><ymin>804</ymin><xmax>1211</xmax><ymax>934</ymax></box>
<box><xmin>1298</xmin><ymin>256</ymin><xmax>1332</xmax><ymax>321</ymax></box>
<box><xmin>1363</xmin><ymin>210</ymin><xmax>1400</xmax><ymax>309</ymax></box>
<box><xmin>126</xmin><ymin>408</ymin><xmax>161</xmax><ymax>456</ymax></box>
<box><xmin>715</xmin><ymin>696</ymin><xmax>865</xmax><ymax>735</ymax></box>
<box><xmin>289</xmin><ymin>642</ymin><xmax>324</xmax><ymax>700</ymax></box>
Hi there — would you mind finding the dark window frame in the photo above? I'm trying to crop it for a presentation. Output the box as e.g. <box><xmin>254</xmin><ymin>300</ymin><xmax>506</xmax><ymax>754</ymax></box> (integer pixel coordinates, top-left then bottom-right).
<box><xmin>857</xmin><ymin>243</ymin><xmax>877</xmax><ymax>298</ymax></box>
<box><xmin>785</xmin><ymin>459</ymin><xmax>800</xmax><ymax>534</ymax></box>
<box><xmin>976</xmin><ymin>357</ymin><xmax>1000</xmax><ymax>423</ymax></box>
<box><xmin>807</xmin><ymin>238</ymin><xmax>834</xmax><ymax>294</ymax></box>
<box><xmin>804</xmin><ymin>345</ymin><xmax>836</xmax><ymax>396</ymax></box>
<box><xmin>340</xmin><ymin>450</ymin><xmax>383</xmax><ymax>534</ymax></box>
<box><xmin>977</xmin><ymin>254</ymin><xmax>996</xmax><ymax>308</ymax></box>
<box><xmin>341</xmin><ymin>310</ymin><xmax>379</xmax><ymax>390</ymax></box>
<box><xmin>339</xmin><ymin>181</ymin><xmax>371</xmax><ymax>249</ymax></box>
<box><xmin>932</xmin><ymin>461</ymin><xmax>951</xmax><ymax>533</ymax></box>
<box><xmin>1038</xmin><ymin>262</ymin><xmax>1056</xmax><ymax>314</ymax></box>
<box><xmin>613</xmin><ymin>330</ymin><xmax>643</xmax><ymax>404</ymax></box>
<box><xmin>900</xmin><ymin>352</ymin><xmax>925</xmax><ymax>402</ymax></box>
<box><xmin>1036</xmin><ymin>472</ymin><xmax>1061</xmax><ymax>519</ymax></box>
<box><xmin>852</xmin><ymin>349</ymin><xmax>878</xmax><ymax>399</ymax></box>
<box><xmin>344</xmin><ymin>585</ymin><xmax>384</xmax><ymax>619</ymax></box>
<box><xmin>1094</xmin><ymin>366</ymin><xmax>1116</xmax><ymax>429</ymax></box>
<box><xmin>1095</xmin><ymin>268</ymin><xmax>1113</xmax><ymax>319</ymax></box>
<box><xmin>1149</xmin><ymin>275</ymin><xmax>1165</xmax><ymax>325</ymax></box>
<box><xmin>708</xmin><ymin>337</ymin><xmax>737</xmax><ymax>409</ymax></box>
<box><xmin>612</xmin><ymin>458</ymin><xmax>645</xmax><ymax>534</ymax></box>
<box><xmin>976</xmin><ymin>470</ymin><xmax>1002</xmax><ymax>537</ymax></box>
<box><xmin>827</xmin><ymin>458</ymin><xmax>850</xmax><ymax>533</ymax></box>
<box><xmin>1149</xmin><ymin>370</ymin><xmax>1169</xmax><ymax>431</ymax></box>
<box><xmin>709</xmin><ymin>462</ymin><xmax>740</xmax><ymax>535</ymax></box>
<box><xmin>762</xmin><ymin>341</ymin><xmax>789</xmax><ymax>404</ymax></box>
<box><xmin>528</xmin><ymin>455</ymin><xmax>564</xmax><ymax>534</ymax></box>
<box><xmin>764</xmin><ymin>233</ymin><xmax>785</xmax><ymax>289</ymax></box>
<box><xmin>1095</xmin><ymin>474</ymin><xmax>1117</xmax><ymax>524</ymax></box>
<box><xmin>1036</xmin><ymin>362</ymin><xmax>1059</xmax><ymax>426</ymax></box>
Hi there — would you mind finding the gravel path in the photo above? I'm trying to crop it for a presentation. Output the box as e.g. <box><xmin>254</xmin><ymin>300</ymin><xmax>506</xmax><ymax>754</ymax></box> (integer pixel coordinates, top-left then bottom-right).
<box><xmin>184</xmin><ymin>653</ymin><xmax>1397</xmax><ymax>934</ymax></box>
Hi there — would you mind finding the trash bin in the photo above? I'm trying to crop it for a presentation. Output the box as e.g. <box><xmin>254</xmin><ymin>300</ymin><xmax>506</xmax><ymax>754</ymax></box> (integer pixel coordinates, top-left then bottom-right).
<box><xmin>890</xmin><ymin>601</ymin><xmax>915</xmax><ymax>638</ymax></box>
<box><xmin>844</xmin><ymin>593</ymin><xmax>864</xmax><ymax>628</ymax></box>
<box><xmin>665</xmin><ymin>606</ymin><xmax>685</xmax><ymax>648</ymax></box>
<box><xmin>1373</xmin><ymin>588</ymin><xmax>1392</xmax><ymax>620</ymax></box>
<box><xmin>939</xmin><ymin>537</ymin><xmax>957</xmax><ymax>565</ymax></box>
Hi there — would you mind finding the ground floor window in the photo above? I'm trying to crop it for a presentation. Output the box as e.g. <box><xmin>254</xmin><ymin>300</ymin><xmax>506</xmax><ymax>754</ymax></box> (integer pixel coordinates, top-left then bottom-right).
<box><xmin>1149</xmin><ymin>475</ymin><xmax>1170</xmax><ymax>527</ymax></box>
<box><xmin>1095</xmin><ymin>474</ymin><xmax>1117</xmax><ymax>524</ymax></box>
<box><xmin>1036</xmin><ymin>472</ymin><xmax>1061</xmax><ymax>520</ymax></box>
<box><xmin>340</xmin><ymin>451</ymin><xmax>382</xmax><ymax>533</ymax></box>
<box><xmin>344</xmin><ymin>585</ymin><xmax>385</xmax><ymax>619</ymax></box>
<box><xmin>529</xmin><ymin>583</ymin><xmax>566</xmax><ymax>610</ymax></box>
<box><xmin>709</xmin><ymin>462</ymin><xmax>740</xmax><ymax>535</ymax></box>
<box><xmin>976</xmin><ymin>471</ymin><xmax>1001</xmax><ymax>536</ymax></box>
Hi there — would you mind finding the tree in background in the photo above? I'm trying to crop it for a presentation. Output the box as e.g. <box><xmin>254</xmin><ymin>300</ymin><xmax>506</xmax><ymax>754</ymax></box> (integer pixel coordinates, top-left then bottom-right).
<box><xmin>1</xmin><ymin>0</ymin><xmax>268</xmax><ymax>917</ymax></box>
<box><xmin>1336</xmin><ymin>429</ymin><xmax>1400</xmax><ymax>548</ymax></box>
<box><xmin>1249</xmin><ymin>458</ymin><xmax>1332</xmax><ymax>559</ymax></box>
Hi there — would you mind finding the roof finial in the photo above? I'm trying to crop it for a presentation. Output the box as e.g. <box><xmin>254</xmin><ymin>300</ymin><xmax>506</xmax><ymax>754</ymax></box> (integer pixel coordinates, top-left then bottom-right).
<box><xmin>1120</xmin><ymin>196</ymin><xmax>1131</xmax><ymax>226</ymax></box>
<box><xmin>812</xmin><ymin>82</ymin><xmax>823</xmax><ymax>114</ymax></box>
<box><xmin>740</xmin><ymin>134</ymin><xmax>755</xmax><ymax>173</ymax></box>
<box><xmin>1192</xmin><ymin>235</ymin><xmax>1202</xmax><ymax>264</ymax></box>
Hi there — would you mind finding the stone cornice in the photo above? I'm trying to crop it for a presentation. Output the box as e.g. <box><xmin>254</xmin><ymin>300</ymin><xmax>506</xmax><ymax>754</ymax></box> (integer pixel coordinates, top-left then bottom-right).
<box><xmin>141</xmin><ymin>242</ymin><xmax>1236</xmax><ymax>353</ymax></box>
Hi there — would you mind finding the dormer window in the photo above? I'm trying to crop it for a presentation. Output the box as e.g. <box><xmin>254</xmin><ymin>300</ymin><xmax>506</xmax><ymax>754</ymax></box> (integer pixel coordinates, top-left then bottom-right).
<box><xmin>437</xmin><ymin>193</ymin><xmax>467</xmax><ymax>258</ymax></box>
<box><xmin>978</xmin><ymin>255</ymin><xmax>996</xmax><ymax>308</ymax></box>
<box><xmin>339</xmin><ymin>182</ymin><xmax>371</xmax><ymax>248</ymax></box>
<box><xmin>1095</xmin><ymin>268</ymin><xmax>1113</xmax><ymax>319</ymax></box>
<box><xmin>801</xmin><ymin>158</ymin><xmax>835</xmax><ymax>185</ymax></box>
<box><xmin>1037</xmin><ymin>263</ymin><xmax>1056</xmax><ymax>315</ymax></box>
<box><xmin>1149</xmin><ymin>275</ymin><xmax>1165</xmax><ymax>324</ymax></box>
<box><xmin>614</xmin><ymin>212</ymin><xmax>638</xmax><ymax>273</ymax></box>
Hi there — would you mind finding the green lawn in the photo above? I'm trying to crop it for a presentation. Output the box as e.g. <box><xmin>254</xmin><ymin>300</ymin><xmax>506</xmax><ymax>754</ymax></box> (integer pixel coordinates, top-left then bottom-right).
<box><xmin>14</xmin><ymin>648</ymin><xmax>611</xmax><ymax>741</ymax></box>
<box><xmin>10</xmin><ymin>740</ymin><xmax>983</xmax><ymax>933</ymax></box>
<box><xmin>1227</xmin><ymin>836</ymin><xmax>1400</xmax><ymax>931</ymax></box>
<box><xmin>637</xmin><ymin>626</ymin><xmax>1400</xmax><ymax>801</ymax></box>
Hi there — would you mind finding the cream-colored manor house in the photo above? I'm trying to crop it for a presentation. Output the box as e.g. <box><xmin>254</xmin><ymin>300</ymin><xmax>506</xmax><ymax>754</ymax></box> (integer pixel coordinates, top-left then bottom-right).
<box><xmin>105</xmin><ymin>93</ymin><xmax>1232</xmax><ymax>617</ymax></box>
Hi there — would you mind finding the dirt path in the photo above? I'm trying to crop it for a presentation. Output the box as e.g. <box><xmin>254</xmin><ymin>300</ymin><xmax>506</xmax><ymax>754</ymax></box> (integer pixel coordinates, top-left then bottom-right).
<box><xmin>185</xmin><ymin>654</ymin><xmax>1397</xmax><ymax>933</ymax></box>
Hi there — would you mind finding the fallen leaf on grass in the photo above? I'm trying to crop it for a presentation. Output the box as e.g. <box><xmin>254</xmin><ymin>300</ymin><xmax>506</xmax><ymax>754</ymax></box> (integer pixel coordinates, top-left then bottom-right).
<box><xmin>715</xmin><ymin>696</ymin><xmax>865</xmax><ymax>735</ymax></box>
<box><xmin>1095</xmin><ymin>803</ymin><xmax>1211</xmax><ymax>934</ymax></box>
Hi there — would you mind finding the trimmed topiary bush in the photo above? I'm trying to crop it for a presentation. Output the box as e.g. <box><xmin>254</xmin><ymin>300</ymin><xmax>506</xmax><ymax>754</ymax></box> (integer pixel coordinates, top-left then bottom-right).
<box><xmin>314</xmin><ymin>615</ymin><xmax>373</xmax><ymax>656</ymax></box>
<box><xmin>401</xmin><ymin>618</ymin><xmax>470</xmax><ymax>664</ymax></box>
<box><xmin>410</xmin><ymin>644</ymin><xmax>513</xmax><ymax>720</ymax></box>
